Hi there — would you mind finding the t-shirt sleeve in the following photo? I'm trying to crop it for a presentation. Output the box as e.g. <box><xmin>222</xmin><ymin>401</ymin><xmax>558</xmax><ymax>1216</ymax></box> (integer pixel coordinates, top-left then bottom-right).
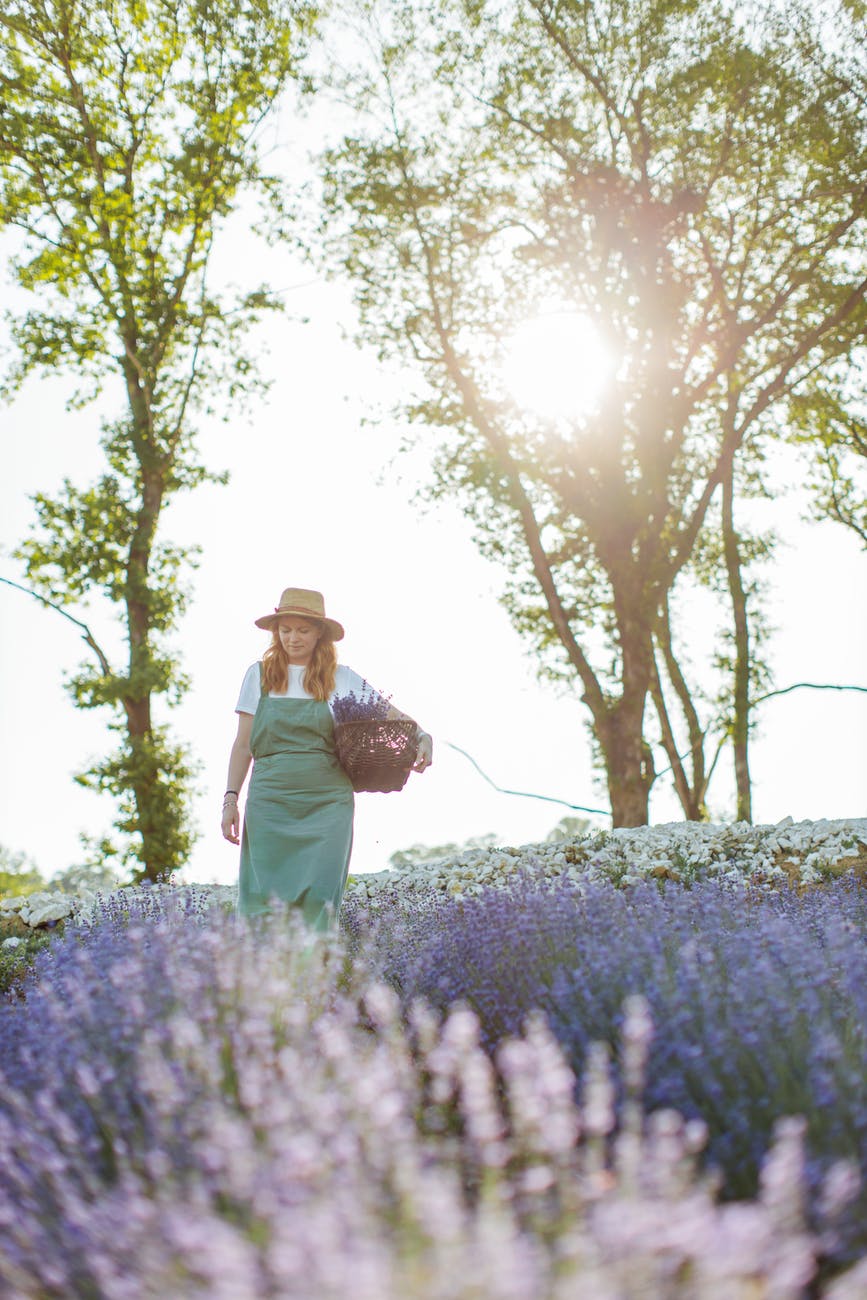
<box><xmin>235</xmin><ymin>662</ymin><xmax>261</xmax><ymax>714</ymax></box>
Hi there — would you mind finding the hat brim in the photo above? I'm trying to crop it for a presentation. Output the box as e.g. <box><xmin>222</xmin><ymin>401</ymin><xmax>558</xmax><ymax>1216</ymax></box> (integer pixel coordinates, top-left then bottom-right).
<box><xmin>254</xmin><ymin>611</ymin><xmax>344</xmax><ymax>641</ymax></box>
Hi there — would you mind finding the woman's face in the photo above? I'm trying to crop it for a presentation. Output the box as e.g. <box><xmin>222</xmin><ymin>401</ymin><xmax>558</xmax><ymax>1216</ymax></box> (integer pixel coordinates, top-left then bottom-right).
<box><xmin>277</xmin><ymin>617</ymin><xmax>321</xmax><ymax>665</ymax></box>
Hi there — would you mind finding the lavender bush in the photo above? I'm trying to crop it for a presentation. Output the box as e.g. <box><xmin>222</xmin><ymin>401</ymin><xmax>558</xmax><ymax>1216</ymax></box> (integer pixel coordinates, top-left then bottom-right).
<box><xmin>344</xmin><ymin>874</ymin><xmax>867</xmax><ymax>1269</ymax></box>
<box><xmin>2</xmin><ymin>891</ymin><xmax>864</xmax><ymax>1297</ymax></box>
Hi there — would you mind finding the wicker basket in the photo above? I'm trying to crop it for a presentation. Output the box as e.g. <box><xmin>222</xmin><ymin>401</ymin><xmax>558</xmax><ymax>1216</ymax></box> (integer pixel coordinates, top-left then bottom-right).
<box><xmin>333</xmin><ymin>718</ymin><xmax>418</xmax><ymax>792</ymax></box>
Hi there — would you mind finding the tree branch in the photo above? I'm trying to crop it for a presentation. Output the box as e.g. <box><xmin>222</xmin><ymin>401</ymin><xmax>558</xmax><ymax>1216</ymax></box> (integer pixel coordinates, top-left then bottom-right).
<box><xmin>0</xmin><ymin>574</ymin><xmax>114</xmax><ymax>677</ymax></box>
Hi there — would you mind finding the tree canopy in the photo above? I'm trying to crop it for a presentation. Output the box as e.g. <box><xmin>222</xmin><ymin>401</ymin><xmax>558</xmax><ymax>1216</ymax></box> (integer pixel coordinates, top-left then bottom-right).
<box><xmin>0</xmin><ymin>0</ymin><xmax>317</xmax><ymax>878</ymax></box>
<box><xmin>316</xmin><ymin>0</ymin><xmax>867</xmax><ymax>823</ymax></box>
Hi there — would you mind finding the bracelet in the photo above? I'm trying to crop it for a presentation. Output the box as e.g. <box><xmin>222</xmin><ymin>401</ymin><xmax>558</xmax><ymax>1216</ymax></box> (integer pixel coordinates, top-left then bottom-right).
<box><xmin>225</xmin><ymin>790</ymin><xmax>239</xmax><ymax>797</ymax></box>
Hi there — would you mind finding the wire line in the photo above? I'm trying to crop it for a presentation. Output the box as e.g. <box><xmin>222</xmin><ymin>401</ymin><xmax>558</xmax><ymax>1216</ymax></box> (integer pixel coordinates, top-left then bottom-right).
<box><xmin>444</xmin><ymin>741</ymin><xmax>610</xmax><ymax>818</ymax></box>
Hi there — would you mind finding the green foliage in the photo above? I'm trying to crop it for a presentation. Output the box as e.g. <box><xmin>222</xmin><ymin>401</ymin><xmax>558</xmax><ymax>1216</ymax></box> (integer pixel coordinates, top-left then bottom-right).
<box><xmin>0</xmin><ymin>847</ymin><xmax>62</xmax><ymax>1000</ymax></box>
<box><xmin>0</xmin><ymin>841</ymin><xmax>123</xmax><ymax>898</ymax></box>
<box><xmin>0</xmin><ymin>0</ymin><xmax>316</xmax><ymax>402</ymax></box>
<box><xmin>0</xmin><ymin>0</ymin><xmax>318</xmax><ymax>877</ymax></box>
<box><xmin>315</xmin><ymin>0</ymin><xmax>867</xmax><ymax>822</ymax></box>
<box><xmin>73</xmin><ymin>727</ymin><xmax>200</xmax><ymax>880</ymax></box>
<box><xmin>788</xmin><ymin>382</ymin><xmax>867</xmax><ymax>549</ymax></box>
<box><xmin>0</xmin><ymin>918</ymin><xmax>59</xmax><ymax>1000</ymax></box>
<box><xmin>0</xmin><ymin>844</ymin><xmax>47</xmax><ymax>897</ymax></box>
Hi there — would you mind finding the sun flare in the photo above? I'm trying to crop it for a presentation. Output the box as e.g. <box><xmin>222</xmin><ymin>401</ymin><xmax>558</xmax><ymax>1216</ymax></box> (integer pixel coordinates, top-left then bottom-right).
<box><xmin>503</xmin><ymin>312</ymin><xmax>613</xmax><ymax>420</ymax></box>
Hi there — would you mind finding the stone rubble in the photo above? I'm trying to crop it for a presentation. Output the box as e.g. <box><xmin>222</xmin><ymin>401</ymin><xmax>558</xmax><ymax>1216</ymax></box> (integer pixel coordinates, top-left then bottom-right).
<box><xmin>343</xmin><ymin>815</ymin><xmax>867</xmax><ymax>903</ymax></box>
<box><xmin>0</xmin><ymin>883</ymin><xmax>238</xmax><ymax>934</ymax></box>
<box><xmin>1</xmin><ymin>818</ymin><xmax>866</xmax><ymax>931</ymax></box>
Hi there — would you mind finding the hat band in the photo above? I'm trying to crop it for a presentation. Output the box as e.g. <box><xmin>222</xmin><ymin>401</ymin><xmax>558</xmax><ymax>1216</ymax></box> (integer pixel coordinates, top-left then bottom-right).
<box><xmin>274</xmin><ymin>605</ymin><xmax>324</xmax><ymax>619</ymax></box>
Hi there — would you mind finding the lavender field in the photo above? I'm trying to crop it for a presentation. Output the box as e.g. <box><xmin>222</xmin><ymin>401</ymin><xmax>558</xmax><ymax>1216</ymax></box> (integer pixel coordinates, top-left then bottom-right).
<box><xmin>3</xmin><ymin>832</ymin><xmax>867</xmax><ymax>1297</ymax></box>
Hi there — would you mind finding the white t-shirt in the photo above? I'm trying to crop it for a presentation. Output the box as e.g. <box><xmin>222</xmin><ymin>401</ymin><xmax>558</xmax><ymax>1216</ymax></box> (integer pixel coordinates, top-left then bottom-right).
<box><xmin>235</xmin><ymin>662</ymin><xmax>385</xmax><ymax>715</ymax></box>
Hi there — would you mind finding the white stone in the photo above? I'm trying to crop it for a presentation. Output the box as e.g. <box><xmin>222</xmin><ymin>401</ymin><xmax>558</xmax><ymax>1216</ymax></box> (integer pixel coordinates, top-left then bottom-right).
<box><xmin>339</xmin><ymin>817</ymin><xmax>867</xmax><ymax>901</ymax></box>
<box><xmin>25</xmin><ymin>898</ymin><xmax>75</xmax><ymax>927</ymax></box>
<box><xmin>0</xmin><ymin>896</ymin><xmax>30</xmax><ymax>913</ymax></box>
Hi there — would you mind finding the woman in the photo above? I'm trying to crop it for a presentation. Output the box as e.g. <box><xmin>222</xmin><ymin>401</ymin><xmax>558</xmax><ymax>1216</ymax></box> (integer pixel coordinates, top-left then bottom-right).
<box><xmin>222</xmin><ymin>587</ymin><xmax>432</xmax><ymax>928</ymax></box>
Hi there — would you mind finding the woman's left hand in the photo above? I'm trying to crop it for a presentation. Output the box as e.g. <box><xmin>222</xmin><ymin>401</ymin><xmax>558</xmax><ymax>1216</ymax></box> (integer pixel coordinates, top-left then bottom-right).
<box><xmin>413</xmin><ymin>731</ymin><xmax>433</xmax><ymax>773</ymax></box>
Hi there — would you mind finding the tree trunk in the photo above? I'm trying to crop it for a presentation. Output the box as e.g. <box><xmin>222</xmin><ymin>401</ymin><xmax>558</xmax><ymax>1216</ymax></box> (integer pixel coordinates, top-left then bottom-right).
<box><xmin>649</xmin><ymin>596</ymin><xmax>710</xmax><ymax>820</ymax></box>
<box><xmin>722</xmin><ymin>458</ymin><xmax>752</xmax><ymax>822</ymax></box>
<box><xmin>649</xmin><ymin>654</ymin><xmax>705</xmax><ymax>819</ymax></box>
<box><xmin>600</xmin><ymin>701</ymin><xmax>654</xmax><ymax>825</ymax></box>
<box><xmin>596</xmin><ymin>603</ymin><xmax>655</xmax><ymax>826</ymax></box>
<box><xmin>124</xmin><ymin>435</ymin><xmax>167</xmax><ymax>877</ymax></box>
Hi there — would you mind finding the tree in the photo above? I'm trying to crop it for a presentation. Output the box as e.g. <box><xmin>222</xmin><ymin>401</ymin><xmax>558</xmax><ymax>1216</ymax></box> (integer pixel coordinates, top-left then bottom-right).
<box><xmin>782</xmin><ymin>5</ymin><xmax>867</xmax><ymax>553</ymax></box>
<box><xmin>315</xmin><ymin>0</ymin><xmax>867</xmax><ymax>824</ymax></box>
<box><xmin>0</xmin><ymin>0</ymin><xmax>316</xmax><ymax>879</ymax></box>
<box><xmin>788</xmin><ymin>379</ymin><xmax>867</xmax><ymax>550</ymax></box>
<box><xmin>648</xmin><ymin>471</ymin><xmax>775</xmax><ymax>823</ymax></box>
<box><xmin>50</xmin><ymin>851</ymin><xmax>124</xmax><ymax>896</ymax></box>
<box><xmin>545</xmin><ymin>815</ymin><xmax>591</xmax><ymax>842</ymax></box>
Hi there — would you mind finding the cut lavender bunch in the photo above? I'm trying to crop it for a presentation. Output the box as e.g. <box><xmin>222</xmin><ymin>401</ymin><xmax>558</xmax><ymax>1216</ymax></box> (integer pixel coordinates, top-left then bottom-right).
<box><xmin>331</xmin><ymin>684</ymin><xmax>393</xmax><ymax>724</ymax></box>
<box><xmin>332</xmin><ymin>686</ymin><xmax>417</xmax><ymax>793</ymax></box>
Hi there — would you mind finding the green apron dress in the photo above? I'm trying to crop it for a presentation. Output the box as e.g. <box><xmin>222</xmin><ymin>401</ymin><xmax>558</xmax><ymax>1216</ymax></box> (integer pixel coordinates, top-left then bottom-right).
<box><xmin>237</xmin><ymin>690</ymin><xmax>354</xmax><ymax>929</ymax></box>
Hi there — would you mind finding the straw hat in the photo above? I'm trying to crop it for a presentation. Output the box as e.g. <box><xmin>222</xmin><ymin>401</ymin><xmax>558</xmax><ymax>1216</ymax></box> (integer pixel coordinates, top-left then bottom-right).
<box><xmin>254</xmin><ymin>587</ymin><xmax>345</xmax><ymax>641</ymax></box>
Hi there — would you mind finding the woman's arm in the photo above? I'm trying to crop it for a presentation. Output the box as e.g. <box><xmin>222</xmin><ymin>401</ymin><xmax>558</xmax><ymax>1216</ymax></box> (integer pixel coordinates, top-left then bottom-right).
<box><xmin>413</xmin><ymin>729</ymin><xmax>433</xmax><ymax>772</ymax></box>
<box><xmin>221</xmin><ymin>712</ymin><xmax>254</xmax><ymax>845</ymax></box>
<box><xmin>385</xmin><ymin>704</ymin><xmax>433</xmax><ymax>773</ymax></box>
<box><xmin>339</xmin><ymin>668</ymin><xmax>432</xmax><ymax>773</ymax></box>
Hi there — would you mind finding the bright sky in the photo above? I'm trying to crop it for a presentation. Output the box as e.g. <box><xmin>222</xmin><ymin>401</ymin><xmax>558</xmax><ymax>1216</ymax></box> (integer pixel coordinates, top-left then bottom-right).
<box><xmin>1</xmin><ymin>115</ymin><xmax>866</xmax><ymax>887</ymax></box>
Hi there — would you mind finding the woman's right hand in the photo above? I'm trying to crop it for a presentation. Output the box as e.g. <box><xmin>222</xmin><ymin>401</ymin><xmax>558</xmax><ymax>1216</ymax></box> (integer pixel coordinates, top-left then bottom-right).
<box><xmin>222</xmin><ymin>798</ymin><xmax>240</xmax><ymax>845</ymax></box>
<box><xmin>222</xmin><ymin>714</ymin><xmax>253</xmax><ymax>845</ymax></box>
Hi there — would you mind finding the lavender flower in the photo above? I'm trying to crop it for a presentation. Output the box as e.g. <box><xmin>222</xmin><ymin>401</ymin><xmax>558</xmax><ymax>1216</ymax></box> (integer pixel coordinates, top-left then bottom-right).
<box><xmin>347</xmin><ymin>873</ymin><xmax>867</xmax><ymax>1270</ymax></box>
<box><xmin>0</xmin><ymin>883</ymin><xmax>865</xmax><ymax>1293</ymax></box>
<box><xmin>331</xmin><ymin>686</ymin><xmax>392</xmax><ymax>724</ymax></box>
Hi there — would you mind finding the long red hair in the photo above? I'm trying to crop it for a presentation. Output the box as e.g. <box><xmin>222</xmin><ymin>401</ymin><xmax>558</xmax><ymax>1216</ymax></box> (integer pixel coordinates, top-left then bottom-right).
<box><xmin>261</xmin><ymin>626</ymin><xmax>337</xmax><ymax>701</ymax></box>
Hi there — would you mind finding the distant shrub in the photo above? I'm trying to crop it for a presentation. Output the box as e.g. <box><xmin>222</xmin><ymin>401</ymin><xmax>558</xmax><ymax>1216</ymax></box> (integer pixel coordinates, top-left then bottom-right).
<box><xmin>0</xmin><ymin>844</ymin><xmax>47</xmax><ymax>898</ymax></box>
